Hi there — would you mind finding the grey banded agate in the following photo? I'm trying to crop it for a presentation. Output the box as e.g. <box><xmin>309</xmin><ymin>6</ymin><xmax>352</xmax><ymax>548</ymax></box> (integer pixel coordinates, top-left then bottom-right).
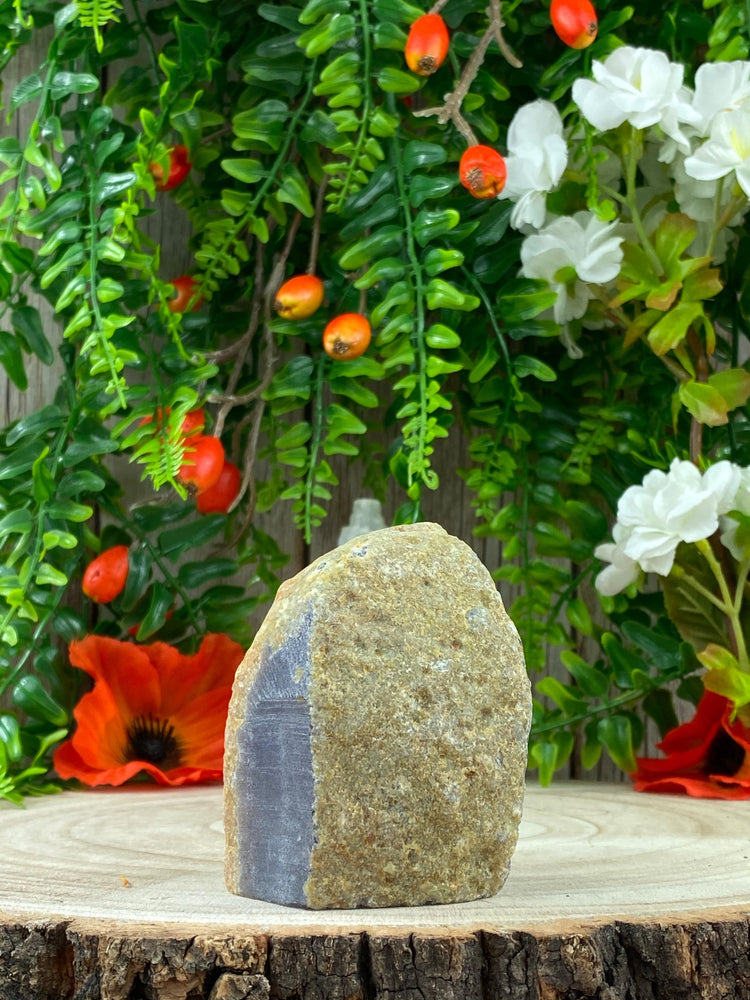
<box><xmin>224</xmin><ymin>522</ymin><xmax>532</xmax><ymax>910</ymax></box>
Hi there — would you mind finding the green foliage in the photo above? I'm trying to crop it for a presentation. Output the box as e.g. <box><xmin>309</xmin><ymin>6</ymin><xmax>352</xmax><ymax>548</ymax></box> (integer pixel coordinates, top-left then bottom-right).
<box><xmin>2</xmin><ymin>0</ymin><xmax>748</xmax><ymax>800</ymax></box>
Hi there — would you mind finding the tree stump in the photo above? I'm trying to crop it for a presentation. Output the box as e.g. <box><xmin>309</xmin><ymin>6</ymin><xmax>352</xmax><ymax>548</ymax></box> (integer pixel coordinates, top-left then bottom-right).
<box><xmin>2</xmin><ymin>782</ymin><xmax>750</xmax><ymax>1000</ymax></box>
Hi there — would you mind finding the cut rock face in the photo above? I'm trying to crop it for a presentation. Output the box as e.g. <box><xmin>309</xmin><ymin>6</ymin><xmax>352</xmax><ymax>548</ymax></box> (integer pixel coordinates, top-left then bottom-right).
<box><xmin>224</xmin><ymin>522</ymin><xmax>531</xmax><ymax>909</ymax></box>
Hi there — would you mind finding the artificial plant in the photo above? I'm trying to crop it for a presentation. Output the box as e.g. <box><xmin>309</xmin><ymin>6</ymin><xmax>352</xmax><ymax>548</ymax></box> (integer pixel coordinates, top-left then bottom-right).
<box><xmin>0</xmin><ymin>0</ymin><xmax>748</xmax><ymax>801</ymax></box>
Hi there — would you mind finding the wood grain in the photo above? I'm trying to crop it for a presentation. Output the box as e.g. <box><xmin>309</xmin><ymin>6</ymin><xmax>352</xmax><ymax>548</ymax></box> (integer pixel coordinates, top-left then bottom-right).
<box><xmin>2</xmin><ymin>783</ymin><xmax>750</xmax><ymax>998</ymax></box>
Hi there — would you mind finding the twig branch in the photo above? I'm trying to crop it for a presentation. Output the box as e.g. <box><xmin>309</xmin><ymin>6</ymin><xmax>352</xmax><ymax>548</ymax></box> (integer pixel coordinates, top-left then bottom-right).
<box><xmin>488</xmin><ymin>0</ymin><xmax>521</xmax><ymax>68</ymax></box>
<box><xmin>412</xmin><ymin>2</ymin><xmax>520</xmax><ymax>142</ymax></box>
<box><xmin>307</xmin><ymin>177</ymin><xmax>328</xmax><ymax>276</ymax></box>
<box><xmin>212</xmin><ymin>248</ymin><xmax>266</xmax><ymax>438</ymax></box>
<box><xmin>230</xmin><ymin>280</ymin><xmax>279</xmax><ymax>528</ymax></box>
<box><xmin>428</xmin><ymin>0</ymin><xmax>451</xmax><ymax>13</ymax></box>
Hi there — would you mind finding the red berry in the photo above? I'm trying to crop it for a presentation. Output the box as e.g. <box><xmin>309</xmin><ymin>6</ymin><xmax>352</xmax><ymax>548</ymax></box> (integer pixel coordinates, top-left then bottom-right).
<box><xmin>405</xmin><ymin>14</ymin><xmax>450</xmax><ymax>76</ymax></box>
<box><xmin>550</xmin><ymin>0</ymin><xmax>598</xmax><ymax>49</ymax></box>
<box><xmin>178</xmin><ymin>435</ymin><xmax>225</xmax><ymax>491</ymax></box>
<box><xmin>167</xmin><ymin>276</ymin><xmax>203</xmax><ymax>313</ymax></box>
<box><xmin>459</xmin><ymin>146</ymin><xmax>507</xmax><ymax>199</ymax></box>
<box><xmin>196</xmin><ymin>461</ymin><xmax>241</xmax><ymax>514</ymax></box>
<box><xmin>82</xmin><ymin>545</ymin><xmax>130</xmax><ymax>604</ymax></box>
<box><xmin>139</xmin><ymin>407</ymin><xmax>205</xmax><ymax>438</ymax></box>
<box><xmin>149</xmin><ymin>145</ymin><xmax>191</xmax><ymax>191</ymax></box>
<box><xmin>179</xmin><ymin>408</ymin><xmax>205</xmax><ymax>438</ymax></box>
<box><xmin>322</xmin><ymin>313</ymin><xmax>371</xmax><ymax>361</ymax></box>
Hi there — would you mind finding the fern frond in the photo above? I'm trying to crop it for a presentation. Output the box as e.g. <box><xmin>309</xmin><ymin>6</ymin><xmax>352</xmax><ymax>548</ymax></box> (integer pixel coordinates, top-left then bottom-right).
<box><xmin>74</xmin><ymin>0</ymin><xmax>123</xmax><ymax>53</ymax></box>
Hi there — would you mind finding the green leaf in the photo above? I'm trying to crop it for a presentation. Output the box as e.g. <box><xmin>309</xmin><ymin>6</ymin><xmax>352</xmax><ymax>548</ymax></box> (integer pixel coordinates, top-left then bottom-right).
<box><xmin>678</xmin><ymin>380</ymin><xmax>728</xmax><ymax>427</ymax></box>
<box><xmin>42</xmin><ymin>529</ymin><xmax>77</xmax><ymax>550</ymax></box>
<box><xmin>159</xmin><ymin>515</ymin><xmax>225</xmax><ymax>559</ymax></box>
<box><xmin>178</xmin><ymin>558</ymin><xmax>238</xmax><ymax>589</ymax></box>
<box><xmin>708</xmin><ymin>368</ymin><xmax>750</xmax><ymax>411</ymax></box>
<box><xmin>423</xmin><ymin>248</ymin><xmax>464</xmax><ymax>277</ymax></box>
<box><xmin>0</xmin><ymin>441</ymin><xmax>44</xmax><ymax>479</ymax></box>
<box><xmin>12</xmin><ymin>676</ymin><xmax>68</xmax><ymax>726</ymax></box>
<box><xmin>18</xmin><ymin>191</ymin><xmax>87</xmax><ymax>237</ymax></box>
<box><xmin>647</xmin><ymin>302</ymin><xmax>704</xmax><ymax>355</ymax></box>
<box><xmin>701</xmin><ymin>644</ymin><xmax>750</xmax><ymax>709</ymax></box>
<box><xmin>407</xmin><ymin>173</ymin><xmax>456</xmax><ymax>209</ymax></box>
<box><xmin>402</xmin><ymin>141</ymin><xmax>447</xmax><ymax>174</ymax></box>
<box><xmin>11</xmin><ymin>73</ymin><xmax>43</xmax><ymax>111</ymax></box>
<box><xmin>32</xmin><ymin>448</ymin><xmax>54</xmax><ymax>503</ymax></box>
<box><xmin>0</xmin><ymin>331</ymin><xmax>27</xmax><ymax>389</ymax></box>
<box><xmin>277</xmin><ymin>163</ymin><xmax>315</xmax><ymax>217</ymax></box>
<box><xmin>49</xmin><ymin>71</ymin><xmax>100</xmax><ymax>100</ymax></box>
<box><xmin>120</xmin><ymin>546</ymin><xmax>151</xmax><ymax>612</ymax></box>
<box><xmin>56</xmin><ymin>469</ymin><xmax>107</xmax><ymax>499</ymax></box>
<box><xmin>376</xmin><ymin>66</ymin><xmax>421</xmax><ymax>94</ymax></box>
<box><xmin>529</xmin><ymin>740</ymin><xmax>559</xmax><ymax>786</ymax></box>
<box><xmin>94</xmin><ymin>170</ymin><xmax>137</xmax><ymax>204</ymax></box>
<box><xmin>425</xmin><ymin>278</ymin><xmax>479</xmax><ymax>311</ymax></box>
<box><xmin>413</xmin><ymin>208</ymin><xmax>460</xmax><ymax>247</ymax></box>
<box><xmin>536</xmin><ymin>676</ymin><xmax>587</xmax><ymax>715</ymax></box>
<box><xmin>560</xmin><ymin>651</ymin><xmax>609</xmax><ymax>697</ymax></box>
<box><xmin>221</xmin><ymin>158</ymin><xmax>265</xmax><ymax>183</ymax></box>
<box><xmin>598</xmin><ymin>715</ymin><xmax>637</xmax><ymax>773</ymax></box>
<box><xmin>496</xmin><ymin>279</ymin><xmax>557</xmax><ymax>323</ymax></box>
<box><xmin>653</xmin><ymin>212</ymin><xmax>697</xmax><ymax>276</ymax></box>
<box><xmin>0</xmin><ymin>714</ymin><xmax>23</xmax><ymax>760</ymax></box>
<box><xmin>642</xmin><ymin>688</ymin><xmax>679</xmax><ymax>739</ymax></box>
<box><xmin>513</xmin><ymin>356</ymin><xmax>557</xmax><ymax>381</ymax></box>
<box><xmin>425</xmin><ymin>324</ymin><xmax>461</xmax><ymax>349</ymax></box>
<box><xmin>46</xmin><ymin>499</ymin><xmax>93</xmax><ymax>522</ymax></box>
<box><xmin>338</xmin><ymin>226</ymin><xmax>403</xmax><ymax>270</ymax></box>
<box><xmin>135</xmin><ymin>581</ymin><xmax>173</xmax><ymax>639</ymax></box>
<box><xmin>264</xmin><ymin>356</ymin><xmax>314</xmax><ymax>401</ymax></box>
<box><xmin>35</xmin><ymin>562</ymin><xmax>69</xmax><ymax>586</ymax></box>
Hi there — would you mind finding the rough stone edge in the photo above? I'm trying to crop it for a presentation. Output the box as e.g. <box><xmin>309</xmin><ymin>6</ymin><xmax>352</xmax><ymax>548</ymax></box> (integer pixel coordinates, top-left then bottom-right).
<box><xmin>3</xmin><ymin>913</ymin><xmax>750</xmax><ymax>999</ymax></box>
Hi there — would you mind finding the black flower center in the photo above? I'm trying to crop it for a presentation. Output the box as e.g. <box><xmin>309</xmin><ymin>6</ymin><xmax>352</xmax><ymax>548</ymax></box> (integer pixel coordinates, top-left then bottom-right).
<box><xmin>125</xmin><ymin>715</ymin><xmax>182</xmax><ymax>770</ymax></box>
<box><xmin>705</xmin><ymin>728</ymin><xmax>746</xmax><ymax>777</ymax></box>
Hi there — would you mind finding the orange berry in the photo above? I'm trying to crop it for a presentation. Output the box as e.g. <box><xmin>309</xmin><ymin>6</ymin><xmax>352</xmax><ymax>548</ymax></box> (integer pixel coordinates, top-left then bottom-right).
<box><xmin>275</xmin><ymin>274</ymin><xmax>325</xmax><ymax>320</ymax></box>
<box><xmin>550</xmin><ymin>0</ymin><xmax>598</xmax><ymax>49</ymax></box>
<box><xmin>405</xmin><ymin>14</ymin><xmax>450</xmax><ymax>76</ymax></box>
<box><xmin>459</xmin><ymin>145</ymin><xmax>507</xmax><ymax>199</ymax></box>
<box><xmin>322</xmin><ymin>313</ymin><xmax>371</xmax><ymax>361</ymax></box>
<box><xmin>83</xmin><ymin>545</ymin><xmax>130</xmax><ymax>604</ymax></box>
<box><xmin>148</xmin><ymin>144</ymin><xmax>191</xmax><ymax>191</ymax></box>
<box><xmin>167</xmin><ymin>276</ymin><xmax>203</xmax><ymax>313</ymax></box>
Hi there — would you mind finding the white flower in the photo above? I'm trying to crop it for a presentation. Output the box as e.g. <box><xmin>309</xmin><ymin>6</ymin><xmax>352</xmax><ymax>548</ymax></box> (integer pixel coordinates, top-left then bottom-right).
<box><xmin>616</xmin><ymin>459</ymin><xmax>720</xmax><ymax>575</ymax></box>
<box><xmin>594</xmin><ymin>523</ymin><xmax>640</xmax><ymax>596</ymax></box>
<box><xmin>572</xmin><ymin>46</ymin><xmax>699</xmax><ymax>156</ymax></box>
<box><xmin>719</xmin><ymin>467</ymin><xmax>750</xmax><ymax>560</ymax></box>
<box><xmin>498</xmin><ymin>100</ymin><xmax>568</xmax><ymax>230</ymax></box>
<box><xmin>519</xmin><ymin>212</ymin><xmax>623</xmax><ymax>324</ymax></box>
<box><xmin>672</xmin><ymin>154</ymin><xmax>725</xmax><ymax>222</ymax></box>
<box><xmin>691</xmin><ymin>61</ymin><xmax>750</xmax><ymax>137</ymax></box>
<box><xmin>703</xmin><ymin>461</ymin><xmax>742</xmax><ymax>515</ymax></box>
<box><xmin>684</xmin><ymin>105</ymin><xmax>750</xmax><ymax>198</ymax></box>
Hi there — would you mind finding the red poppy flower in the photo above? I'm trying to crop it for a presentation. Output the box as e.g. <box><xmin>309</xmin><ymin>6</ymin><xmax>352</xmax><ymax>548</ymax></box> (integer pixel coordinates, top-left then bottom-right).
<box><xmin>631</xmin><ymin>690</ymin><xmax>750</xmax><ymax>799</ymax></box>
<box><xmin>53</xmin><ymin>634</ymin><xmax>245</xmax><ymax>787</ymax></box>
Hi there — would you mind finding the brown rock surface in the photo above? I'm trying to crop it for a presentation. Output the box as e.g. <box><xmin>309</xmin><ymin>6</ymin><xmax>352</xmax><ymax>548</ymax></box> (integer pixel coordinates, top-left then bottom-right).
<box><xmin>224</xmin><ymin>522</ymin><xmax>531</xmax><ymax>908</ymax></box>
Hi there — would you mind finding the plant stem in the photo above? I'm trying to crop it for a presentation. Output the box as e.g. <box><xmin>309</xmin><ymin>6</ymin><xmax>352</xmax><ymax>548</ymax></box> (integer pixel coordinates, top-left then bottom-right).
<box><xmin>696</xmin><ymin>538</ymin><xmax>750</xmax><ymax>669</ymax></box>
<box><xmin>391</xmin><ymin>116</ymin><xmax>428</xmax><ymax>492</ymax></box>
<box><xmin>303</xmin><ymin>356</ymin><xmax>327</xmax><ymax>545</ymax></box>
<box><xmin>623</xmin><ymin>126</ymin><xmax>663</xmax><ymax>277</ymax></box>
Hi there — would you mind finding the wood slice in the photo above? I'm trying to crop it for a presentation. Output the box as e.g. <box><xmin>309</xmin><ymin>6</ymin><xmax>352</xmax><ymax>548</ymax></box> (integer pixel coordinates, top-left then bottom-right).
<box><xmin>2</xmin><ymin>782</ymin><xmax>750</xmax><ymax>1000</ymax></box>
